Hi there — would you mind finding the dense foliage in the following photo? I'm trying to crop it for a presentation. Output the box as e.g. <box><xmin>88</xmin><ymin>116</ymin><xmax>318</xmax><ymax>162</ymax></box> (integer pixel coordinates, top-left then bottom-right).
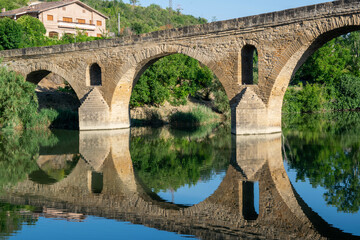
<box><xmin>283</xmin><ymin>112</ymin><xmax>360</xmax><ymax>213</ymax></box>
<box><xmin>283</xmin><ymin>31</ymin><xmax>360</xmax><ymax>113</ymax></box>
<box><xmin>131</xmin><ymin>54</ymin><xmax>214</xmax><ymax>107</ymax></box>
<box><xmin>79</xmin><ymin>0</ymin><xmax>207</xmax><ymax>35</ymax></box>
<box><xmin>131</xmin><ymin>126</ymin><xmax>231</xmax><ymax>193</ymax></box>
<box><xmin>0</xmin><ymin>65</ymin><xmax>57</xmax><ymax>129</ymax></box>
<box><xmin>0</xmin><ymin>15</ymin><xmax>101</xmax><ymax>51</ymax></box>
<box><xmin>0</xmin><ymin>17</ymin><xmax>22</xmax><ymax>50</ymax></box>
<box><xmin>0</xmin><ymin>0</ymin><xmax>28</xmax><ymax>11</ymax></box>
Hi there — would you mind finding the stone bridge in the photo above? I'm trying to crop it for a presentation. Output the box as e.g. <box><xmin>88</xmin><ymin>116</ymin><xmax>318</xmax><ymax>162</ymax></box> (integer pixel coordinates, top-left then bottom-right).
<box><xmin>1</xmin><ymin>0</ymin><xmax>360</xmax><ymax>134</ymax></box>
<box><xmin>1</xmin><ymin>130</ymin><xmax>358</xmax><ymax>239</ymax></box>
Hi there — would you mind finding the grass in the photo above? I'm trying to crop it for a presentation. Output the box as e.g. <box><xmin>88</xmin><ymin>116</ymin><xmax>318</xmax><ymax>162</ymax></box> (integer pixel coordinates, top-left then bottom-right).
<box><xmin>169</xmin><ymin>105</ymin><xmax>220</xmax><ymax>130</ymax></box>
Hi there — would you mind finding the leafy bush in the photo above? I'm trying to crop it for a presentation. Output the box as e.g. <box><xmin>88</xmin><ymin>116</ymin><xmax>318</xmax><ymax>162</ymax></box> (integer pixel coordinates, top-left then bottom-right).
<box><xmin>283</xmin><ymin>83</ymin><xmax>328</xmax><ymax>113</ymax></box>
<box><xmin>0</xmin><ymin>65</ymin><xmax>57</xmax><ymax>130</ymax></box>
<box><xmin>334</xmin><ymin>74</ymin><xmax>360</xmax><ymax>110</ymax></box>
<box><xmin>130</xmin><ymin>54</ymin><xmax>213</xmax><ymax>107</ymax></box>
<box><xmin>17</xmin><ymin>15</ymin><xmax>46</xmax><ymax>47</ymax></box>
<box><xmin>0</xmin><ymin>17</ymin><xmax>22</xmax><ymax>50</ymax></box>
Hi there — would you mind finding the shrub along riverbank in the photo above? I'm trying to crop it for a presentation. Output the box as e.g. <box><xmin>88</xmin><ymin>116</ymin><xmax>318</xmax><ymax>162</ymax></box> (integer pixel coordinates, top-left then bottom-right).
<box><xmin>283</xmin><ymin>31</ymin><xmax>360</xmax><ymax>114</ymax></box>
<box><xmin>0</xmin><ymin>65</ymin><xmax>57</xmax><ymax>130</ymax></box>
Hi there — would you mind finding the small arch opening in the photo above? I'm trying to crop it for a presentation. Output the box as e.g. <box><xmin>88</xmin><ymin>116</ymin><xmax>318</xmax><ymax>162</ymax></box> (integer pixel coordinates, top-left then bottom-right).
<box><xmin>89</xmin><ymin>63</ymin><xmax>102</xmax><ymax>86</ymax></box>
<box><xmin>89</xmin><ymin>171</ymin><xmax>103</xmax><ymax>194</ymax></box>
<box><xmin>241</xmin><ymin>45</ymin><xmax>258</xmax><ymax>85</ymax></box>
<box><xmin>242</xmin><ymin>181</ymin><xmax>259</xmax><ymax>220</ymax></box>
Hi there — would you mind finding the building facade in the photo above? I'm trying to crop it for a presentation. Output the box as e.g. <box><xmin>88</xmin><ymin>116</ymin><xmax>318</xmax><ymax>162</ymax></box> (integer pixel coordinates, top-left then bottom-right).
<box><xmin>0</xmin><ymin>0</ymin><xmax>108</xmax><ymax>38</ymax></box>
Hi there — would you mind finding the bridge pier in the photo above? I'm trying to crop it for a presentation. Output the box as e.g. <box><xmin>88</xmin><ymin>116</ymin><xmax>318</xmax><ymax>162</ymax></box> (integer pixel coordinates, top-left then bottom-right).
<box><xmin>79</xmin><ymin>88</ymin><xmax>130</xmax><ymax>131</ymax></box>
<box><xmin>231</xmin><ymin>88</ymin><xmax>281</xmax><ymax>135</ymax></box>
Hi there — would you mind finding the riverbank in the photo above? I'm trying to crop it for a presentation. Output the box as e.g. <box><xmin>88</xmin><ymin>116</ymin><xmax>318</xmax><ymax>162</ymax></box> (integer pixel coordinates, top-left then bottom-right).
<box><xmin>130</xmin><ymin>96</ymin><xmax>226</xmax><ymax>128</ymax></box>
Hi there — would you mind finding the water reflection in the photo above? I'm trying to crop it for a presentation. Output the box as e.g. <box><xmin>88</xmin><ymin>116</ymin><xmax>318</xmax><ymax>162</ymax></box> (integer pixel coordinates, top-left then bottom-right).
<box><xmin>283</xmin><ymin>112</ymin><xmax>360</xmax><ymax>213</ymax></box>
<box><xmin>130</xmin><ymin>126</ymin><xmax>230</xmax><ymax>205</ymax></box>
<box><xmin>0</xmin><ymin>120</ymin><xmax>358</xmax><ymax>239</ymax></box>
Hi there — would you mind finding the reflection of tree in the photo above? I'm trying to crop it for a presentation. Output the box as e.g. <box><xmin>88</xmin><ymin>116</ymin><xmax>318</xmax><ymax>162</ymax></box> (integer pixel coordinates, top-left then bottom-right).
<box><xmin>283</xmin><ymin>112</ymin><xmax>360</xmax><ymax>213</ymax></box>
<box><xmin>0</xmin><ymin>130</ymin><xmax>58</xmax><ymax>190</ymax></box>
<box><xmin>130</xmin><ymin>126</ymin><xmax>231</xmax><ymax>192</ymax></box>
<box><xmin>0</xmin><ymin>203</ymin><xmax>38</xmax><ymax>238</ymax></box>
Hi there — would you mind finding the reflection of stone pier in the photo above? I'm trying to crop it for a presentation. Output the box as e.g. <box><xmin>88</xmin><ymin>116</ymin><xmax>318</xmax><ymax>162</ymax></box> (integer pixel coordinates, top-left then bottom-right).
<box><xmin>1</xmin><ymin>132</ymin><xmax>359</xmax><ymax>239</ymax></box>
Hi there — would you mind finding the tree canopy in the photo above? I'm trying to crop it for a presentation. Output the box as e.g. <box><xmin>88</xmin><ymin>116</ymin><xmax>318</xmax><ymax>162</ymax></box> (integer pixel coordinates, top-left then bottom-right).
<box><xmin>283</xmin><ymin>31</ymin><xmax>360</xmax><ymax>113</ymax></box>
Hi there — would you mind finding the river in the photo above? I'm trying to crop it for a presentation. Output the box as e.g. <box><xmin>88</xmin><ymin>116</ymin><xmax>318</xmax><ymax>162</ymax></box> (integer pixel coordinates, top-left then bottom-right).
<box><xmin>0</xmin><ymin>112</ymin><xmax>359</xmax><ymax>239</ymax></box>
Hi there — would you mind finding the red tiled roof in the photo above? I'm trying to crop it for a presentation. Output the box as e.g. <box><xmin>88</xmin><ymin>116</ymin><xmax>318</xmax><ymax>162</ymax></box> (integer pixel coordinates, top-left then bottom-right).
<box><xmin>0</xmin><ymin>0</ymin><xmax>108</xmax><ymax>19</ymax></box>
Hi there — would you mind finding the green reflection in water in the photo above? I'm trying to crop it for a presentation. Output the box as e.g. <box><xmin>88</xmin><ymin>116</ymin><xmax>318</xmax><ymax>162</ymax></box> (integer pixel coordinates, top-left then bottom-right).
<box><xmin>0</xmin><ymin>130</ymin><xmax>58</xmax><ymax>190</ymax></box>
<box><xmin>28</xmin><ymin>154</ymin><xmax>80</xmax><ymax>185</ymax></box>
<box><xmin>283</xmin><ymin>112</ymin><xmax>360</xmax><ymax>213</ymax></box>
<box><xmin>130</xmin><ymin>125</ymin><xmax>231</xmax><ymax>193</ymax></box>
<box><xmin>0</xmin><ymin>202</ymin><xmax>38</xmax><ymax>238</ymax></box>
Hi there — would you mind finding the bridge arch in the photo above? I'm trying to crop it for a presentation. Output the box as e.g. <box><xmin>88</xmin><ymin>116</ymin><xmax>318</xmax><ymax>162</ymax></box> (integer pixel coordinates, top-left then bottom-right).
<box><xmin>267</xmin><ymin>14</ymin><xmax>360</xmax><ymax>112</ymax></box>
<box><xmin>18</xmin><ymin>62</ymin><xmax>84</xmax><ymax>100</ymax></box>
<box><xmin>110</xmin><ymin>44</ymin><xmax>233</xmax><ymax>110</ymax></box>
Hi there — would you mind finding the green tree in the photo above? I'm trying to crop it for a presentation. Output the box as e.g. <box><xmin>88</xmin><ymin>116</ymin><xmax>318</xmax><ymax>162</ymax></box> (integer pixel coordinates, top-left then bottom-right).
<box><xmin>130</xmin><ymin>54</ymin><xmax>213</xmax><ymax>107</ymax></box>
<box><xmin>129</xmin><ymin>0</ymin><xmax>138</xmax><ymax>6</ymax></box>
<box><xmin>0</xmin><ymin>0</ymin><xmax>28</xmax><ymax>11</ymax></box>
<box><xmin>0</xmin><ymin>17</ymin><xmax>22</xmax><ymax>50</ymax></box>
<box><xmin>0</xmin><ymin>65</ymin><xmax>57</xmax><ymax>129</ymax></box>
<box><xmin>17</xmin><ymin>15</ymin><xmax>46</xmax><ymax>47</ymax></box>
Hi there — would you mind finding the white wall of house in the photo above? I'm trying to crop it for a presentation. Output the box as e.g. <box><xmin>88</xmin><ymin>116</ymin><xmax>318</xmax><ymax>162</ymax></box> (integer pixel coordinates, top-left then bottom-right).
<box><xmin>38</xmin><ymin>3</ymin><xmax>106</xmax><ymax>38</ymax></box>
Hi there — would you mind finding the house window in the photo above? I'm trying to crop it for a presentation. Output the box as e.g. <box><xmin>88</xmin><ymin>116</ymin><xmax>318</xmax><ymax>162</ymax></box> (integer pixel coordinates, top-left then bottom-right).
<box><xmin>97</xmin><ymin>34</ymin><xmax>102</xmax><ymax>38</ymax></box>
<box><xmin>82</xmin><ymin>10</ymin><xmax>86</xmax><ymax>13</ymax></box>
<box><xmin>96</xmin><ymin>20</ymin><xmax>102</xmax><ymax>26</ymax></box>
<box><xmin>78</xmin><ymin>19</ymin><xmax>85</xmax><ymax>24</ymax></box>
<box><xmin>62</xmin><ymin>7</ymin><xmax>66</xmax><ymax>11</ymax></box>
<box><xmin>85</xmin><ymin>32</ymin><xmax>88</xmax><ymax>36</ymax></box>
<box><xmin>49</xmin><ymin>31</ymin><xmax>58</xmax><ymax>38</ymax></box>
<box><xmin>63</xmin><ymin>17</ymin><xmax>72</xmax><ymax>23</ymax></box>
<box><xmin>47</xmin><ymin>15</ymin><xmax>53</xmax><ymax>21</ymax></box>
<box><xmin>90</xmin><ymin>20</ymin><xmax>93</xmax><ymax>25</ymax></box>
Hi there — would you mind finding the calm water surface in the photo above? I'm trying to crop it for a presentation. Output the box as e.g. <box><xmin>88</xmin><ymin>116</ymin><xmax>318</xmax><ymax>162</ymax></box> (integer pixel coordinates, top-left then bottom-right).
<box><xmin>0</xmin><ymin>112</ymin><xmax>359</xmax><ymax>239</ymax></box>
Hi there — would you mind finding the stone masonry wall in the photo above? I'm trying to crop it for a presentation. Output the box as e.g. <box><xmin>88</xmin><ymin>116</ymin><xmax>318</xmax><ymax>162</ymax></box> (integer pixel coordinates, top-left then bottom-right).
<box><xmin>1</xmin><ymin>0</ymin><xmax>360</xmax><ymax>133</ymax></box>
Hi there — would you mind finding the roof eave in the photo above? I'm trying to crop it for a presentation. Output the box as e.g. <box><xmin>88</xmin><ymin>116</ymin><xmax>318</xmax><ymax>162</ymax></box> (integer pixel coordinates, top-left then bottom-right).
<box><xmin>39</xmin><ymin>0</ymin><xmax>109</xmax><ymax>19</ymax></box>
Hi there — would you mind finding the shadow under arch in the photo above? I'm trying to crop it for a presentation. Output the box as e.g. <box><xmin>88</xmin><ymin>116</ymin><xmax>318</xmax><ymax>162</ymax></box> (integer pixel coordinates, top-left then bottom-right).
<box><xmin>20</xmin><ymin>62</ymin><xmax>84</xmax><ymax>101</ymax></box>
<box><xmin>110</xmin><ymin>45</ymin><xmax>233</xmax><ymax>111</ymax></box>
<box><xmin>268</xmin><ymin>24</ymin><xmax>360</xmax><ymax>110</ymax></box>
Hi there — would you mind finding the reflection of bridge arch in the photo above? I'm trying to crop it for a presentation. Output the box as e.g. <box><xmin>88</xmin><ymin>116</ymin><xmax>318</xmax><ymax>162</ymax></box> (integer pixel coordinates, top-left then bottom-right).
<box><xmin>2</xmin><ymin>130</ymin><xmax>359</xmax><ymax>239</ymax></box>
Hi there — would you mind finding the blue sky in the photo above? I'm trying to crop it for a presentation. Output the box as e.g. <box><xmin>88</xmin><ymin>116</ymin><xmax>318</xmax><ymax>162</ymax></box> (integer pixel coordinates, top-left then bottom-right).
<box><xmin>136</xmin><ymin>0</ymin><xmax>332</xmax><ymax>21</ymax></box>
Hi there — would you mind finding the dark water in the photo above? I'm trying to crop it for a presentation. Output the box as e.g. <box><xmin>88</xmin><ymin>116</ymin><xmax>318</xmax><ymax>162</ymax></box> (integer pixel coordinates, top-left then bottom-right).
<box><xmin>0</xmin><ymin>113</ymin><xmax>359</xmax><ymax>239</ymax></box>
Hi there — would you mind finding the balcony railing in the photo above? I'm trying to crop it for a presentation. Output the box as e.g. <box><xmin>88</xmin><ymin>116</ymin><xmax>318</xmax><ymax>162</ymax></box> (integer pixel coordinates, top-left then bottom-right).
<box><xmin>58</xmin><ymin>21</ymin><xmax>96</xmax><ymax>31</ymax></box>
